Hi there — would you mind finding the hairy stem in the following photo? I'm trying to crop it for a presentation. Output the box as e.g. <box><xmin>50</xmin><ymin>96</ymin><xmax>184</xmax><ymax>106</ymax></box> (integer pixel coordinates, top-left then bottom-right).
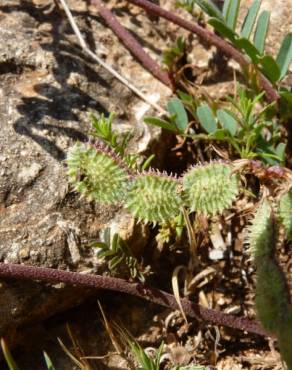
<box><xmin>0</xmin><ymin>262</ymin><xmax>267</xmax><ymax>337</ymax></box>
<box><xmin>126</xmin><ymin>0</ymin><xmax>280</xmax><ymax>104</ymax></box>
<box><xmin>91</xmin><ymin>0</ymin><xmax>172</xmax><ymax>88</ymax></box>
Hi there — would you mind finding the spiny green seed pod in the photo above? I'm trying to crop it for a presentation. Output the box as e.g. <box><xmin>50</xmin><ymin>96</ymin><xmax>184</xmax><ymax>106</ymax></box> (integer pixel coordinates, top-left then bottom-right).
<box><xmin>182</xmin><ymin>162</ymin><xmax>239</xmax><ymax>215</ymax></box>
<box><xmin>278</xmin><ymin>190</ymin><xmax>292</xmax><ymax>240</ymax></box>
<box><xmin>255</xmin><ymin>257</ymin><xmax>290</xmax><ymax>334</ymax></box>
<box><xmin>66</xmin><ymin>142</ymin><xmax>129</xmax><ymax>204</ymax></box>
<box><xmin>249</xmin><ymin>200</ymin><xmax>292</xmax><ymax>369</ymax></box>
<box><xmin>124</xmin><ymin>172</ymin><xmax>182</xmax><ymax>224</ymax></box>
<box><xmin>248</xmin><ymin>200</ymin><xmax>273</xmax><ymax>262</ymax></box>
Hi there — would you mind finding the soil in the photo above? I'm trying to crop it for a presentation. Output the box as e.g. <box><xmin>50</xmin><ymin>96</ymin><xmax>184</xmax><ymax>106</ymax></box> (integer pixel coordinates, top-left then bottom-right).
<box><xmin>0</xmin><ymin>0</ymin><xmax>291</xmax><ymax>369</ymax></box>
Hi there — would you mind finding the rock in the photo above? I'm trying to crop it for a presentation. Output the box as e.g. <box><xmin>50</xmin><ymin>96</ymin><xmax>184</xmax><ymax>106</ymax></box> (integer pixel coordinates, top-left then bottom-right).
<box><xmin>0</xmin><ymin>0</ymin><xmax>170</xmax><ymax>343</ymax></box>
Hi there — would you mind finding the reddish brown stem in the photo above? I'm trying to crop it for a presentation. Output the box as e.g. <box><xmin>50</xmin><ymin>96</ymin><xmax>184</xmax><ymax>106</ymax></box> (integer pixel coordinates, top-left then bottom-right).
<box><xmin>91</xmin><ymin>0</ymin><xmax>172</xmax><ymax>88</ymax></box>
<box><xmin>0</xmin><ymin>262</ymin><xmax>267</xmax><ymax>337</ymax></box>
<box><xmin>126</xmin><ymin>0</ymin><xmax>280</xmax><ymax>104</ymax></box>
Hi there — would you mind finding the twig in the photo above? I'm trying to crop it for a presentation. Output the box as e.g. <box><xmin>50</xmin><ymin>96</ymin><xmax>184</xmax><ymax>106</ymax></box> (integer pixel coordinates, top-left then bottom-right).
<box><xmin>125</xmin><ymin>0</ymin><xmax>280</xmax><ymax>104</ymax></box>
<box><xmin>58</xmin><ymin>0</ymin><xmax>167</xmax><ymax>114</ymax></box>
<box><xmin>0</xmin><ymin>262</ymin><xmax>268</xmax><ymax>337</ymax></box>
<box><xmin>91</xmin><ymin>0</ymin><xmax>172</xmax><ymax>89</ymax></box>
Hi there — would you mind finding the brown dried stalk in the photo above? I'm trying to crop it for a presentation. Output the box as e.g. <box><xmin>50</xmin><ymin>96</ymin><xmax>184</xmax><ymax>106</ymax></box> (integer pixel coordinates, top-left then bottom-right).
<box><xmin>0</xmin><ymin>262</ymin><xmax>267</xmax><ymax>337</ymax></box>
<box><xmin>91</xmin><ymin>0</ymin><xmax>172</xmax><ymax>88</ymax></box>
<box><xmin>125</xmin><ymin>0</ymin><xmax>280</xmax><ymax>104</ymax></box>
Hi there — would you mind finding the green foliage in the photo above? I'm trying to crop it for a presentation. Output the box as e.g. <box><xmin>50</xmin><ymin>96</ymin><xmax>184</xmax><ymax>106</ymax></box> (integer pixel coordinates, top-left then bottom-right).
<box><xmin>1</xmin><ymin>339</ymin><xmax>56</xmax><ymax>370</ymax></box>
<box><xmin>194</xmin><ymin>0</ymin><xmax>292</xmax><ymax>84</ymax></box>
<box><xmin>240</xmin><ymin>0</ymin><xmax>261</xmax><ymax>39</ymax></box>
<box><xmin>125</xmin><ymin>172</ymin><xmax>182</xmax><ymax>224</ymax></box>
<box><xmin>43</xmin><ymin>352</ymin><xmax>57</xmax><ymax>370</ymax></box>
<box><xmin>196</xmin><ymin>104</ymin><xmax>218</xmax><ymax>134</ymax></box>
<box><xmin>278</xmin><ymin>190</ymin><xmax>292</xmax><ymax>239</ymax></box>
<box><xmin>167</xmin><ymin>97</ymin><xmax>189</xmax><ymax>133</ymax></box>
<box><xmin>194</xmin><ymin>88</ymin><xmax>284</xmax><ymax>164</ymax></box>
<box><xmin>163</xmin><ymin>37</ymin><xmax>186</xmax><ymax>70</ymax></box>
<box><xmin>128</xmin><ymin>340</ymin><xmax>164</xmax><ymax>370</ymax></box>
<box><xmin>145</xmin><ymin>96</ymin><xmax>189</xmax><ymax>134</ymax></box>
<box><xmin>1</xmin><ymin>339</ymin><xmax>20</xmax><ymax>370</ymax></box>
<box><xmin>67</xmin><ymin>142</ymin><xmax>129</xmax><ymax>204</ymax></box>
<box><xmin>67</xmin><ymin>142</ymin><xmax>240</xmax><ymax>223</ymax></box>
<box><xmin>145</xmin><ymin>86</ymin><xmax>285</xmax><ymax>165</ymax></box>
<box><xmin>183</xmin><ymin>162</ymin><xmax>239</xmax><ymax>215</ymax></box>
<box><xmin>93</xmin><ymin>228</ymin><xmax>146</xmax><ymax>282</ymax></box>
<box><xmin>91</xmin><ymin>113</ymin><xmax>154</xmax><ymax>171</ymax></box>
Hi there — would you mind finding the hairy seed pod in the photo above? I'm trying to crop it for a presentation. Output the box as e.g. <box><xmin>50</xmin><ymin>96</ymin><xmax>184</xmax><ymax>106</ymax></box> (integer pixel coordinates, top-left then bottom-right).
<box><xmin>182</xmin><ymin>163</ymin><xmax>239</xmax><ymax>215</ymax></box>
<box><xmin>249</xmin><ymin>200</ymin><xmax>292</xmax><ymax>369</ymax></box>
<box><xmin>278</xmin><ymin>190</ymin><xmax>292</xmax><ymax>240</ymax></box>
<box><xmin>125</xmin><ymin>172</ymin><xmax>182</xmax><ymax>224</ymax></box>
<box><xmin>66</xmin><ymin>142</ymin><xmax>129</xmax><ymax>204</ymax></box>
<box><xmin>248</xmin><ymin>200</ymin><xmax>273</xmax><ymax>262</ymax></box>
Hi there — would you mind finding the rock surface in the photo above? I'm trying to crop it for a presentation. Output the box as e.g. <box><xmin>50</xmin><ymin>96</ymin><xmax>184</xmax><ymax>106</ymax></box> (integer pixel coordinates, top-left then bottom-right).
<box><xmin>0</xmin><ymin>0</ymin><xmax>169</xmax><ymax>342</ymax></box>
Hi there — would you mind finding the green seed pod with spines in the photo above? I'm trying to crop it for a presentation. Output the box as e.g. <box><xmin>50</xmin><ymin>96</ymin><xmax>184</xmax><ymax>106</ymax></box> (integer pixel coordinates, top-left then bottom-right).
<box><xmin>248</xmin><ymin>200</ymin><xmax>292</xmax><ymax>369</ymax></box>
<box><xmin>248</xmin><ymin>200</ymin><xmax>273</xmax><ymax>261</ymax></box>
<box><xmin>66</xmin><ymin>142</ymin><xmax>129</xmax><ymax>204</ymax></box>
<box><xmin>124</xmin><ymin>172</ymin><xmax>182</xmax><ymax>224</ymax></box>
<box><xmin>182</xmin><ymin>162</ymin><xmax>239</xmax><ymax>215</ymax></box>
<box><xmin>278</xmin><ymin>190</ymin><xmax>292</xmax><ymax>239</ymax></box>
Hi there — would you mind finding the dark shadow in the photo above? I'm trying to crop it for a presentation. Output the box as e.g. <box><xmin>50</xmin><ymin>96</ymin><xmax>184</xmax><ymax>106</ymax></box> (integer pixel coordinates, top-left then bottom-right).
<box><xmin>0</xmin><ymin>1</ymin><xmax>110</xmax><ymax>160</ymax></box>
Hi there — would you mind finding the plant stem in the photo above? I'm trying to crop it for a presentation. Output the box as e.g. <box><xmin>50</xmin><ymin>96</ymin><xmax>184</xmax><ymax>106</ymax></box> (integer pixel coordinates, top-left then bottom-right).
<box><xmin>0</xmin><ymin>262</ymin><xmax>267</xmax><ymax>337</ymax></box>
<box><xmin>58</xmin><ymin>0</ymin><xmax>167</xmax><ymax>114</ymax></box>
<box><xmin>90</xmin><ymin>0</ymin><xmax>172</xmax><ymax>89</ymax></box>
<box><xmin>125</xmin><ymin>0</ymin><xmax>280</xmax><ymax>104</ymax></box>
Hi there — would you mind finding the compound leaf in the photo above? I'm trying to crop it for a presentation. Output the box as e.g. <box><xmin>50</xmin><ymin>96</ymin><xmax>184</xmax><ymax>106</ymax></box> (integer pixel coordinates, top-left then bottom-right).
<box><xmin>253</xmin><ymin>10</ymin><xmax>270</xmax><ymax>54</ymax></box>
<box><xmin>276</xmin><ymin>33</ymin><xmax>292</xmax><ymax>80</ymax></box>
<box><xmin>240</xmin><ymin>0</ymin><xmax>261</xmax><ymax>39</ymax></box>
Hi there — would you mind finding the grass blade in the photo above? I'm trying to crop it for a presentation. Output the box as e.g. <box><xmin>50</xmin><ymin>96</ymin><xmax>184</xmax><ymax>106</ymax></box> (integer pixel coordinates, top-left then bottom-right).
<box><xmin>240</xmin><ymin>0</ymin><xmax>261</xmax><ymax>39</ymax></box>
<box><xmin>276</xmin><ymin>33</ymin><xmax>292</xmax><ymax>80</ymax></box>
<box><xmin>43</xmin><ymin>352</ymin><xmax>57</xmax><ymax>370</ymax></box>
<box><xmin>1</xmin><ymin>339</ymin><xmax>20</xmax><ymax>370</ymax></box>
<box><xmin>253</xmin><ymin>10</ymin><xmax>270</xmax><ymax>54</ymax></box>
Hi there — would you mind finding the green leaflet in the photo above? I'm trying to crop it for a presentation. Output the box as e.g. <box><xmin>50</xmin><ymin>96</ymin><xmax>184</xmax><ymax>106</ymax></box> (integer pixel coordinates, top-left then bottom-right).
<box><xmin>278</xmin><ymin>190</ymin><xmax>292</xmax><ymax>239</ymax></box>
<box><xmin>240</xmin><ymin>0</ymin><xmax>261</xmax><ymax>39</ymax></box>
<box><xmin>125</xmin><ymin>173</ymin><xmax>182</xmax><ymax>224</ymax></box>
<box><xmin>182</xmin><ymin>162</ymin><xmax>239</xmax><ymax>215</ymax></box>
<box><xmin>66</xmin><ymin>142</ymin><xmax>129</xmax><ymax>204</ymax></box>
<box><xmin>253</xmin><ymin>10</ymin><xmax>270</xmax><ymax>54</ymax></box>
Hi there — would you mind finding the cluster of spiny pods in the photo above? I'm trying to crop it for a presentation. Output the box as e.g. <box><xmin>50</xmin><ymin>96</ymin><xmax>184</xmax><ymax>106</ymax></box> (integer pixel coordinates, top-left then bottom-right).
<box><xmin>67</xmin><ymin>140</ymin><xmax>292</xmax><ymax>368</ymax></box>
